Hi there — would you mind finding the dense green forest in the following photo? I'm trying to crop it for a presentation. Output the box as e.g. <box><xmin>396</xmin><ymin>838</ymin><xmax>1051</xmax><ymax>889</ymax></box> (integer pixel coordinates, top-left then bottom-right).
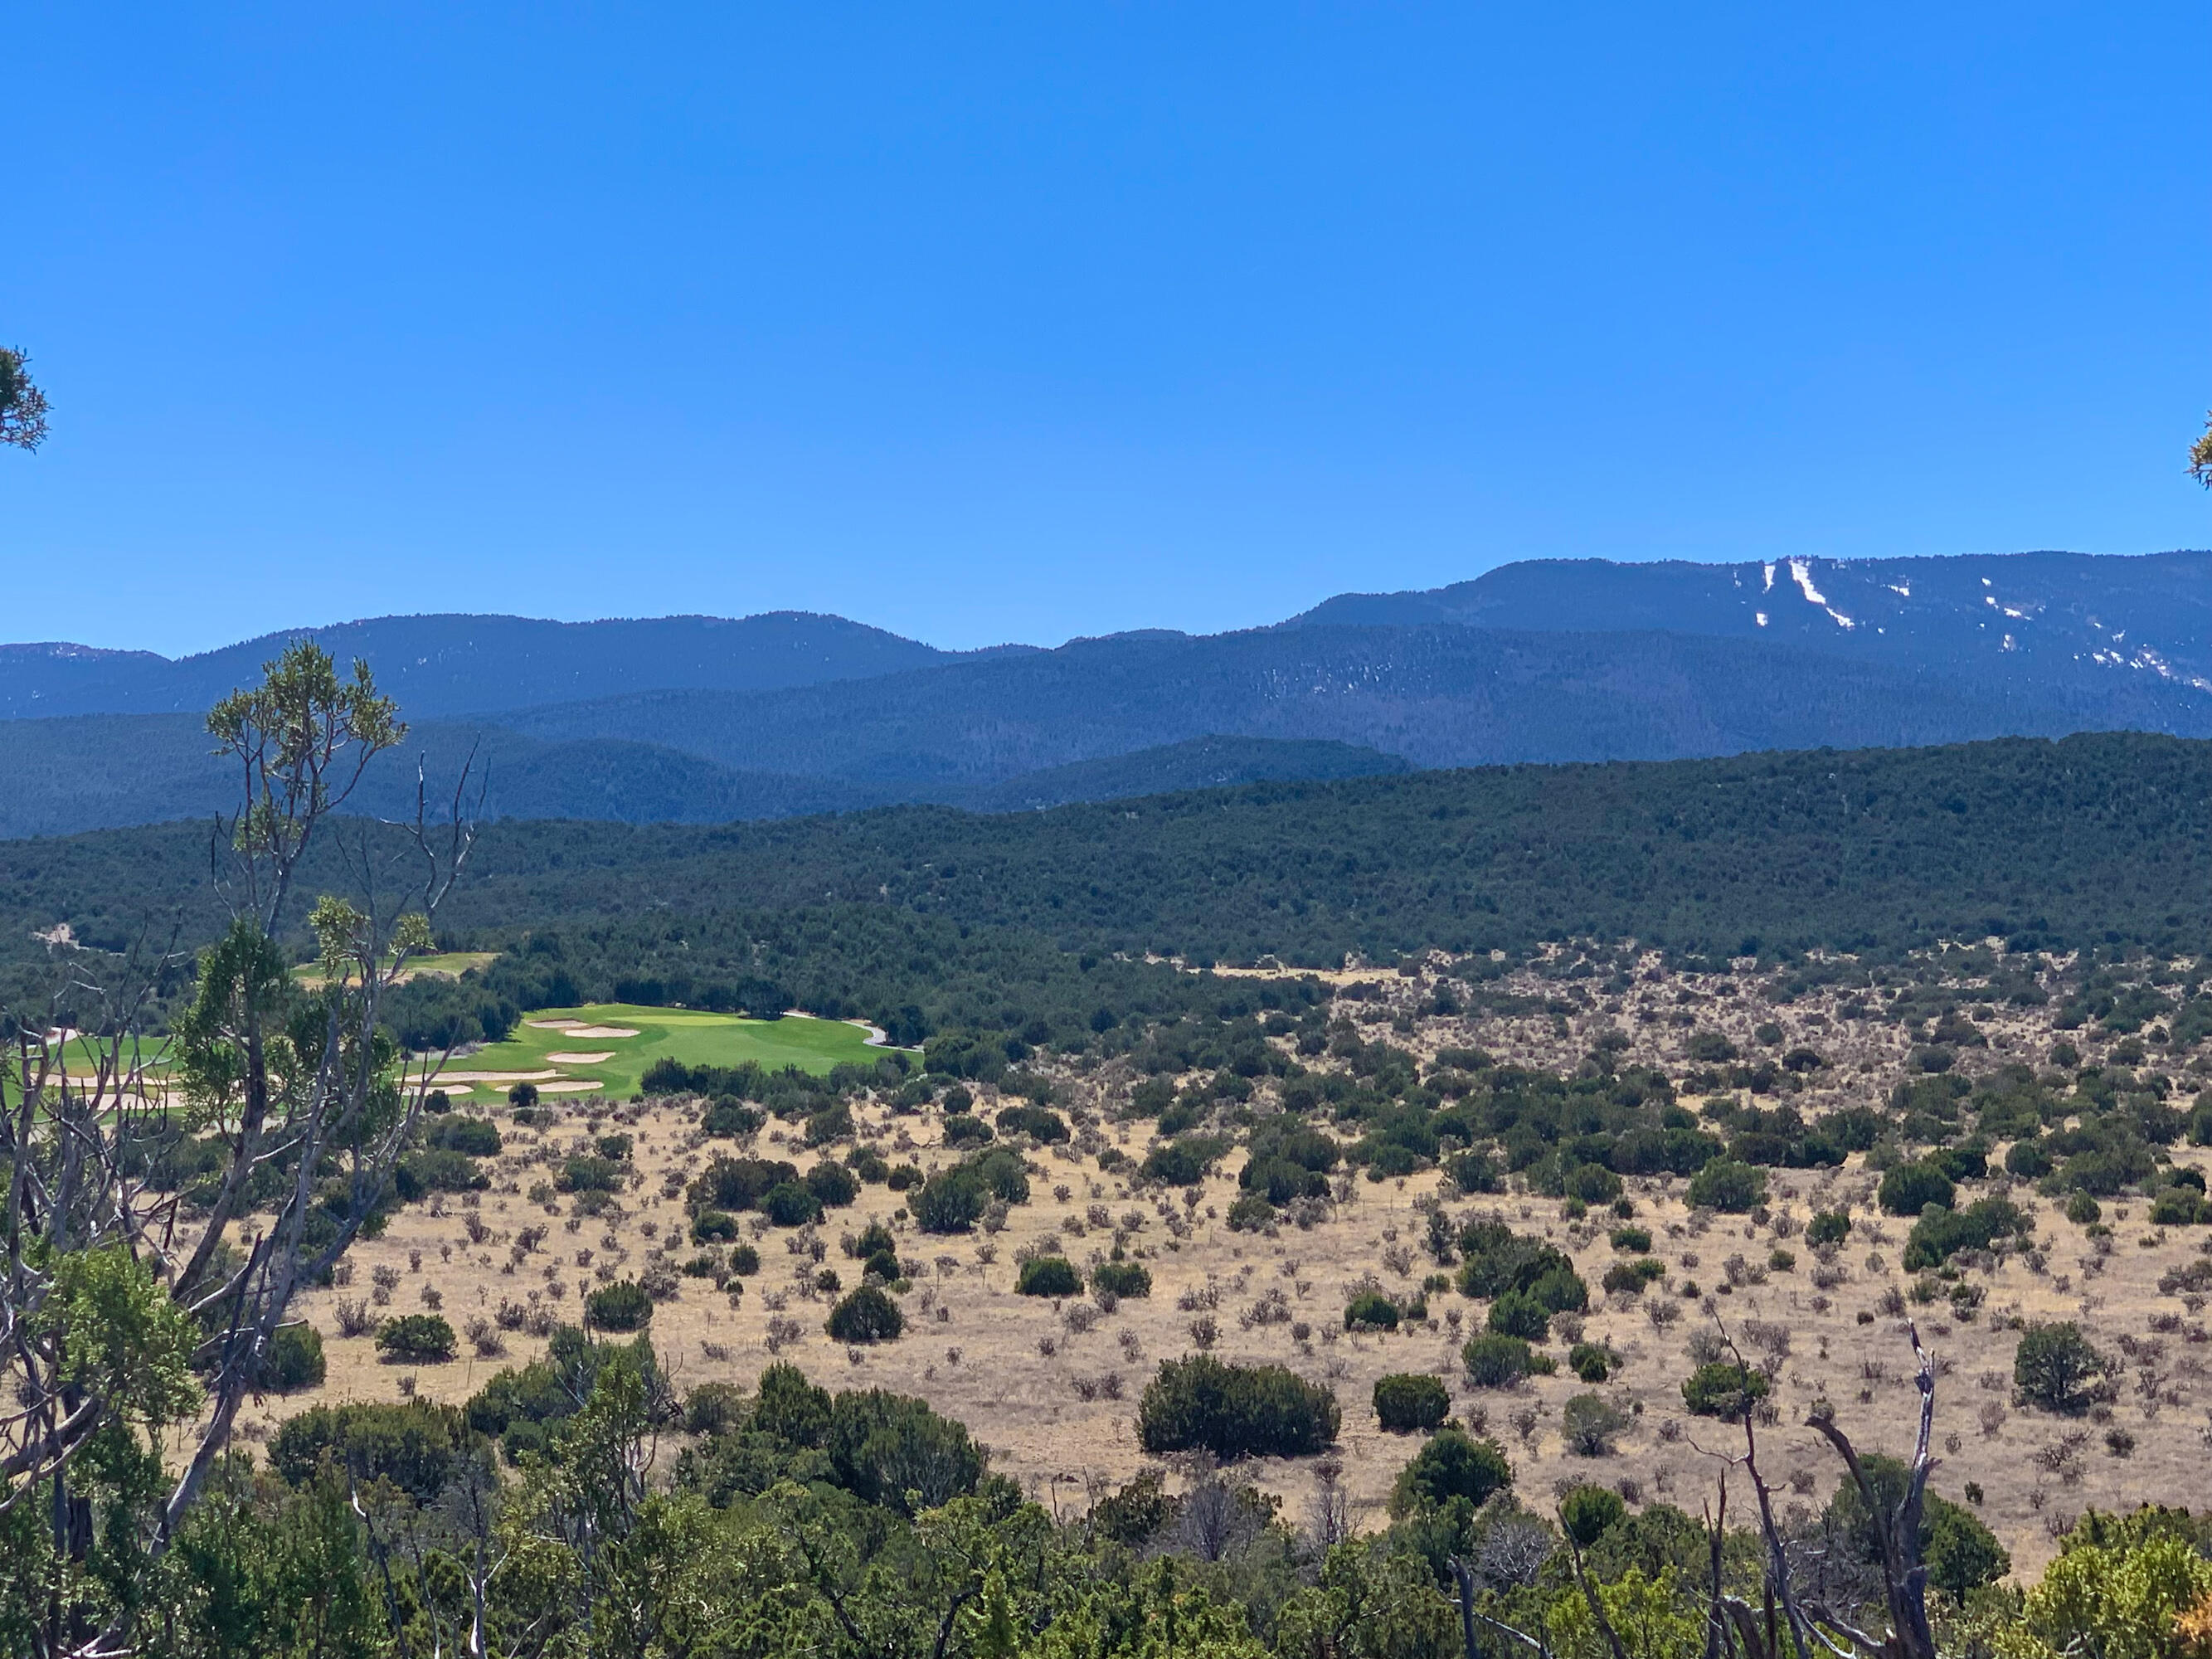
<box><xmin>3</xmin><ymin>732</ymin><xmax>2206</xmax><ymax>1037</ymax></box>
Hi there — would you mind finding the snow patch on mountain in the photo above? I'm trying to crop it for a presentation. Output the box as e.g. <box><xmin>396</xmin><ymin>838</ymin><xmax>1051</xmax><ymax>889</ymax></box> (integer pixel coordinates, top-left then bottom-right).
<box><xmin>1787</xmin><ymin>559</ymin><xmax>1855</xmax><ymax>630</ymax></box>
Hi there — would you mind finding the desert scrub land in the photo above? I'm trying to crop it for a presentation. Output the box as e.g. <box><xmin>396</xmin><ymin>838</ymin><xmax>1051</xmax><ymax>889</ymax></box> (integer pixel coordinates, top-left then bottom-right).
<box><xmin>250</xmin><ymin>938</ymin><xmax>2212</xmax><ymax>1579</ymax></box>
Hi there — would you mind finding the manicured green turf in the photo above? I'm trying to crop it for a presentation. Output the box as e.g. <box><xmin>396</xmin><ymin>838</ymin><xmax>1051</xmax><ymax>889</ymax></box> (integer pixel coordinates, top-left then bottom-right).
<box><xmin>32</xmin><ymin>1032</ymin><xmax>173</xmax><ymax>1087</ymax></box>
<box><xmin>435</xmin><ymin>1002</ymin><xmax>882</xmax><ymax>1101</ymax></box>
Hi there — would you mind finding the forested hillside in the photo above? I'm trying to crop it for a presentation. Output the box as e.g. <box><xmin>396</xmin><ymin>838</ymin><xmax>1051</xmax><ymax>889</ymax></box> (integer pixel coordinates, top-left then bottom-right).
<box><xmin>0</xmin><ymin>716</ymin><xmax>1405</xmax><ymax>838</ymax></box>
<box><xmin>6</xmin><ymin>732</ymin><xmax>2206</xmax><ymax>1024</ymax></box>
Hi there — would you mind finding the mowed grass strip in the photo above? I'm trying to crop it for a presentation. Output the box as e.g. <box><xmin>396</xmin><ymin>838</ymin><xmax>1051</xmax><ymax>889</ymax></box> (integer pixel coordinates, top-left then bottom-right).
<box><xmin>435</xmin><ymin>1003</ymin><xmax>882</xmax><ymax>1098</ymax></box>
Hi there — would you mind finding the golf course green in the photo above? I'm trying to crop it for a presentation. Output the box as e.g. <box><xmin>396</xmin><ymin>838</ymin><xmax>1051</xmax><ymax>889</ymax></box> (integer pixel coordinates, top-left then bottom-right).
<box><xmin>431</xmin><ymin>1002</ymin><xmax>886</xmax><ymax>1100</ymax></box>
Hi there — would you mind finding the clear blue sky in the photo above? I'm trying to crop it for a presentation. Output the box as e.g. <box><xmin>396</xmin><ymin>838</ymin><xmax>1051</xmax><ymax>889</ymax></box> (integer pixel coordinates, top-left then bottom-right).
<box><xmin>7</xmin><ymin>4</ymin><xmax>2205</xmax><ymax>656</ymax></box>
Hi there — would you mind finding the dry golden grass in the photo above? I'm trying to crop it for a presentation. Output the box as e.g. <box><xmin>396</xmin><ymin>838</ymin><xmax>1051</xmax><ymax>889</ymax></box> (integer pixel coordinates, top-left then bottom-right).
<box><xmin>243</xmin><ymin>951</ymin><xmax>2212</xmax><ymax>1581</ymax></box>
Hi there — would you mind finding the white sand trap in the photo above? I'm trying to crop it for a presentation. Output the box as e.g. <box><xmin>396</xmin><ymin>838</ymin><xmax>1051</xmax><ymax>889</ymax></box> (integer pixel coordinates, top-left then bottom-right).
<box><xmin>545</xmin><ymin>1050</ymin><xmax>615</xmax><ymax>1064</ymax></box>
<box><xmin>435</xmin><ymin>1068</ymin><xmax>560</xmax><ymax>1083</ymax></box>
<box><xmin>560</xmin><ymin>1025</ymin><xmax>638</xmax><ymax>1039</ymax></box>
<box><xmin>537</xmin><ymin>1080</ymin><xmax>605</xmax><ymax>1094</ymax></box>
<box><xmin>526</xmin><ymin>1019</ymin><xmax>585</xmax><ymax>1030</ymax></box>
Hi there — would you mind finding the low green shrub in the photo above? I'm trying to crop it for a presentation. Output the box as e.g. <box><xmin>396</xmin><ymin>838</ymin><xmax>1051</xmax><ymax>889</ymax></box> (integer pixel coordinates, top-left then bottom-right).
<box><xmin>1016</xmin><ymin>1257</ymin><xmax>1082</xmax><ymax>1297</ymax></box>
<box><xmin>1568</xmin><ymin>1342</ymin><xmax>1614</xmax><ymax>1384</ymax></box>
<box><xmin>1461</xmin><ymin>1334</ymin><xmax>1537</xmax><ymax>1389</ymax></box>
<box><xmin>374</xmin><ymin>1314</ymin><xmax>457</xmax><ymax>1365</ymax></box>
<box><xmin>1806</xmin><ymin>1210</ymin><xmax>1851</xmax><ymax>1247</ymax></box>
<box><xmin>1091</xmin><ymin>1261</ymin><xmax>1153</xmax><ymax>1299</ymax></box>
<box><xmin>261</xmin><ymin>1323</ymin><xmax>326</xmax><ymax>1391</ymax></box>
<box><xmin>1486</xmin><ymin>1289</ymin><xmax>1549</xmax><ymax>1341</ymax></box>
<box><xmin>586</xmin><ymin>1281</ymin><xmax>654</xmax><ymax>1332</ymax></box>
<box><xmin>1373</xmin><ymin>1373</ymin><xmax>1450</xmax><ymax>1433</ymax></box>
<box><xmin>825</xmin><ymin>1285</ymin><xmax>905</xmax><ymax>1344</ymax></box>
<box><xmin>1686</xmin><ymin>1159</ymin><xmax>1767</xmax><ymax>1213</ymax></box>
<box><xmin>1135</xmin><ymin>1355</ymin><xmax>1339</xmax><ymax>1460</ymax></box>
<box><xmin>1344</xmin><ymin>1292</ymin><xmax>1401</xmax><ymax>1332</ymax></box>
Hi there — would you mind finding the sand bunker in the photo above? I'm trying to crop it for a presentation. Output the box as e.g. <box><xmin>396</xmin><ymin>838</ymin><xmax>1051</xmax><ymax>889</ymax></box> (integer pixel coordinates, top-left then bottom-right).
<box><xmin>525</xmin><ymin>1019</ymin><xmax>583</xmax><ymax>1030</ymax></box>
<box><xmin>537</xmin><ymin>1080</ymin><xmax>605</xmax><ymax>1094</ymax></box>
<box><xmin>545</xmin><ymin>1051</ymin><xmax>615</xmax><ymax>1064</ymax></box>
<box><xmin>435</xmin><ymin>1068</ymin><xmax>560</xmax><ymax>1083</ymax></box>
<box><xmin>559</xmin><ymin>1025</ymin><xmax>638</xmax><ymax>1039</ymax></box>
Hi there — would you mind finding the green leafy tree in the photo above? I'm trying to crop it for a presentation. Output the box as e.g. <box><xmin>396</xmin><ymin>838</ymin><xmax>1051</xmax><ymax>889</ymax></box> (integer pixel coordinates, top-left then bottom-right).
<box><xmin>824</xmin><ymin>1388</ymin><xmax>984</xmax><ymax>1513</ymax></box>
<box><xmin>1273</xmin><ymin>1540</ymin><xmax>1460</xmax><ymax>1659</ymax></box>
<box><xmin>2005</xmin><ymin>1518</ymin><xmax>2212</xmax><ymax>1659</ymax></box>
<box><xmin>0</xmin><ymin>642</ymin><xmax>478</xmax><ymax>1656</ymax></box>
<box><xmin>2013</xmin><ymin>1321</ymin><xmax>2109</xmax><ymax>1415</ymax></box>
<box><xmin>1544</xmin><ymin>1566</ymin><xmax>1704</xmax><ymax>1659</ymax></box>
<box><xmin>1391</xmin><ymin>1428</ymin><xmax>1514</xmax><ymax>1515</ymax></box>
<box><xmin>0</xmin><ymin>346</ymin><xmax>49</xmax><ymax>449</ymax></box>
<box><xmin>1681</xmin><ymin>1361</ymin><xmax>1770</xmax><ymax>1421</ymax></box>
<box><xmin>1558</xmin><ymin>1483</ymin><xmax>1627</xmax><ymax>1546</ymax></box>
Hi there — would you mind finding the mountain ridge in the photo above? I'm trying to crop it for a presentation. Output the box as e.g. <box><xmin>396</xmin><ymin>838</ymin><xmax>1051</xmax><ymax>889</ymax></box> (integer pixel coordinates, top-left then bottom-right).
<box><xmin>0</xmin><ymin>611</ymin><xmax>965</xmax><ymax>719</ymax></box>
<box><xmin>1290</xmin><ymin>549</ymin><xmax>2212</xmax><ymax>695</ymax></box>
<box><xmin>4</xmin><ymin>548</ymin><xmax>2208</xmax><ymax>836</ymax></box>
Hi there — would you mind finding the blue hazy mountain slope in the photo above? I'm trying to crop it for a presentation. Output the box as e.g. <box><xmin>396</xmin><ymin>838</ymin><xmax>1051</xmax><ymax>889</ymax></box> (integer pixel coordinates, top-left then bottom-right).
<box><xmin>0</xmin><ymin>611</ymin><xmax>963</xmax><ymax>719</ymax></box>
<box><xmin>0</xmin><ymin>714</ymin><xmax>875</xmax><ymax>838</ymax></box>
<box><xmin>1290</xmin><ymin>549</ymin><xmax>2212</xmax><ymax>699</ymax></box>
<box><xmin>0</xmin><ymin>715</ymin><xmax>1407</xmax><ymax>839</ymax></box>
<box><xmin>5</xmin><ymin>550</ymin><xmax>2210</xmax><ymax>835</ymax></box>
<box><xmin>498</xmin><ymin>622</ymin><xmax>2212</xmax><ymax>785</ymax></box>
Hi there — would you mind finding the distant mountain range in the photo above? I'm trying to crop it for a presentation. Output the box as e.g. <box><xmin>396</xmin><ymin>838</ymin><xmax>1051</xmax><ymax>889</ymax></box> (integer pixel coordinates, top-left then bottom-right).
<box><xmin>0</xmin><ymin>611</ymin><xmax>1009</xmax><ymax>720</ymax></box>
<box><xmin>2</xmin><ymin>549</ymin><xmax>2205</xmax><ymax>836</ymax></box>
<box><xmin>1294</xmin><ymin>549</ymin><xmax>2212</xmax><ymax>696</ymax></box>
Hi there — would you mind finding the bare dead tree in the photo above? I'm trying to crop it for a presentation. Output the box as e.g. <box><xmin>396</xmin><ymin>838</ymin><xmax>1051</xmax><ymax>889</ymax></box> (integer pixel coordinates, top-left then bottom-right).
<box><xmin>0</xmin><ymin>640</ymin><xmax>479</xmax><ymax>1657</ymax></box>
<box><xmin>1685</xmin><ymin>1321</ymin><xmax>1940</xmax><ymax>1659</ymax></box>
<box><xmin>1446</xmin><ymin>1503</ymin><xmax>1558</xmax><ymax>1659</ymax></box>
<box><xmin>1452</xmin><ymin>1320</ymin><xmax>1942</xmax><ymax>1659</ymax></box>
<box><xmin>1305</xmin><ymin>1457</ymin><xmax>1353</xmax><ymax>1551</ymax></box>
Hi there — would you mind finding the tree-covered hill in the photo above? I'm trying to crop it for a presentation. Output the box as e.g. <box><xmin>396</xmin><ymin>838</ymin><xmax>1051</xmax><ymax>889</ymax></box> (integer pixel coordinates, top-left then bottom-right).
<box><xmin>4</xmin><ymin>733</ymin><xmax>2205</xmax><ymax>998</ymax></box>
